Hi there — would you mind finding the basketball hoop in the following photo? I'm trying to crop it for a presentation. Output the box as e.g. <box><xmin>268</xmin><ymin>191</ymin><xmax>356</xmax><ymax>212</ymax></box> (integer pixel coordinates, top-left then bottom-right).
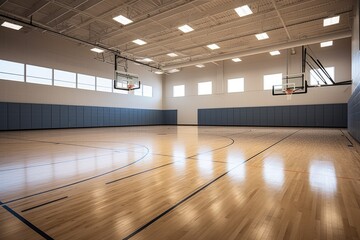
<box><xmin>127</xmin><ymin>84</ymin><xmax>134</xmax><ymax>90</ymax></box>
<box><xmin>285</xmin><ymin>88</ymin><xmax>294</xmax><ymax>100</ymax></box>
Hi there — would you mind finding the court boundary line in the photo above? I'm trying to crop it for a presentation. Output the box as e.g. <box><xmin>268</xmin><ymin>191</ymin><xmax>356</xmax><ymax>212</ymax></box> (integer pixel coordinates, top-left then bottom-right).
<box><xmin>21</xmin><ymin>196</ymin><xmax>68</xmax><ymax>213</ymax></box>
<box><xmin>340</xmin><ymin>129</ymin><xmax>354</xmax><ymax>147</ymax></box>
<box><xmin>1</xmin><ymin>201</ymin><xmax>53</xmax><ymax>240</ymax></box>
<box><xmin>122</xmin><ymin>129</ymin><xmax>301</xmax><ymax>239</ymax></box>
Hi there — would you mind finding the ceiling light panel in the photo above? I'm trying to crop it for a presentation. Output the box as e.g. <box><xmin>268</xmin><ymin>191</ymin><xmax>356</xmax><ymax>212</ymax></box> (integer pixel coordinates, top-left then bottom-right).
<box><xmin>196</xmin><ymin>64</ymin><xmax>205</xmax><ymax>68</ymax></box>
<box><xmin>178</xmin><ymin>24</ymin><xmax>194</xmax><ymax>33</ymax></box>
<box><xmin>113</xmin><ymin>15</ymin><xmax>133</xmax><ymax>25</ymax></box>
<box><xmin>167</xmin><ymin>53</ymin><xmax>178</xmax><ymax>57</ymax></box>
<box><xmin>323</xmin><ymin>16</ymin><xmax>340</xmax><ymax>27</ymax></box>
<box><xmin>136</xmin><ymin>58</ymin><xmax>153</xmax><ymax>62</ymax></box>
<box><xmin>234</xmin><ymin>5</ymin><xmax>253</xmax><ymax>17</ymax></box>
<box><xmin>1</xmin><ymin>21</ymin><xmax>23</xmax><ymax>30</ymax></box>
<box><xmin>270</xmin><ymin>51</ymin><xmax>280</xmax><ymax>56</ymax></box>
<box><xmin>320</xmin><ymin>41</ymin><xmax>333</xmax><ymax>47</ymax></box>
<box><xmin>90</xmin><ymin>48</ymin><xmax>104</xmax><ymax>53</ymax></box>
<box><xmin>168</xmin><ymin>69</ymin><xmax>180</xmax><ymax>73</ymax></box>
<box><xmin>232</xmin><ymin>58</ymin><xmax>242</xmax><ymax>62</ymax></box>
<box><xmin>132</xmin><ymin>39</ymin><xmax>147</xmax><ymax>45</ymax></box>
<box><xmin>207</xmin><ymin>44</ymin><xmax>220</xmax><ymax>50</ymax></box>
<box><xmin>255</xmin><ymin>33</ymin><xmax>269</xmax><ymax>40</ymax></box>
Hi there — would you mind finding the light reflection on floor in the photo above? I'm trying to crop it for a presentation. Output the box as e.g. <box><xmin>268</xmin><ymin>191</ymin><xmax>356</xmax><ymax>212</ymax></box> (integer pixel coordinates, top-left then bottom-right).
<box><xmin>263</xmin><ymin>156</ymin><xmax>284</xmax><ymax>189</ymax></box>
<box><xmin>309</xmin><ymin>160</ymin><xmax>337</xmax><ymax>194</ymax></box>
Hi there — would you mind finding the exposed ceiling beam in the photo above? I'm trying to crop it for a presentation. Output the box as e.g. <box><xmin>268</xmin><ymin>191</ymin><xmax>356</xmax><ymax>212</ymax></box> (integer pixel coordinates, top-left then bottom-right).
<box><xmin>0</xmin><ymin>0</ymin><xmax>7</xmax><ymax>8</ymax></box>
<box><xmin>162</xmin><ymin>30</ymin><xmax>351</xmax><ymax>70</ymax></box>
<box><xmin>24</xmin><ymin>0</ymin><xmax>51</xmax><ymax>17</ymax></box>
<box><xmin>271</xmin><ymin>0</ymin><xmax>291</xmax><ymax>40</ymax></box>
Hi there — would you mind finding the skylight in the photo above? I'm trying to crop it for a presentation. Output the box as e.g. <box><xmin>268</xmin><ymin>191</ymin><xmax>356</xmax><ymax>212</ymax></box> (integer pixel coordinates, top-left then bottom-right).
<box><xmin>1</xmin><ymin>21</ymin><xmax>23</xmax><ymax>30</ymax></box>
<box><xmin>323</xmin><ymin>16</ymin><xmax>340</xmax><ymax>27</ymax></box>
<box><xmin>167</xmin><ymin>53</ymin><xmax>178</xmax><ymax>57</ymax></box>
<box><xmin>90</xmin><ymin>48</ymin><xmax>104</xmax><ymax>53</ymax></box>
<box><xmin>178</xmin><ymin>24</ymin><xmax>194</xmax><ymax>33</ymax></box>
<box><xmin>255</xmin><ymin>33</ymin><xmax>269</xmax><ymax>40</ymax></box>
<box><xmin>234</xmin><ymin>5</ymin><xmax>253</xmax><ymax>17</ymax></box>
<box><xmin>232</xmin><ymin>58</ymin><xmax>242</xmax><ymax>62</ymax></box>
<box><xmin>207</xmin><ymin>44</ymin><xmax>220</xmax><ymax>50</ymax></box>
<box><xmin>270</xmin><ymin>51</ymin><xmax>280</xmax><ymax>56</ymax></box>
<box><xmin>113</xmin><ymin>15</ymin><xmax>133</xmax><ymax>25</ymax></box>
<box><xmin>132</xmin><ymin>39</ymin><xmax>147</xmax><ymax>45</ymax></box>
<box><xmin>320</xmin><ymin>41</ymin><xmax>333</xmax><ymax>47</ymax></box>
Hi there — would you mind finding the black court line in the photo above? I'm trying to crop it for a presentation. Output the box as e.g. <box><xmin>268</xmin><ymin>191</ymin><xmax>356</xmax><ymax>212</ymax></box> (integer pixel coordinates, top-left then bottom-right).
<box><xmin>122</xmin><ymin>129</ymin><xmax>301</xmax><ymax>240</ymax></box>
<box><xmin>187</xmin><ymin>129</ymin><xmax>271</xmax><ymax>160</ymax></box>
<box><xmin>106</xmin><ymin>162</ymin><xmax>175</xmax><ymax>184</ymax></box>
<box><xmin>340</xmin><ymin>129</ymin><xmax>354</xmax><ymax>147</ymax></box>
<box><xmin>187</xmin><ymin>137</ymin><xmax>235</xmax><ymax>159</ymax></box>
<box><xmin>106</xmin><ymin>135</ymin><xmax>239</xmax><ymax>185</ymax></box>
<box><xmin>21</xmin><ymin>196</ymin><xmax>68</xmax><ymax>213</ymax></box>
<box><xmin>0</xmin><ymin>201</ymin><xmax>53</xmax><ymax>240</ymax></box>
<box><xmin>106</xmin><ymin>158</ymin><xmax>231</xmax><ymax>185</ymax></box>
<box><xmin>2</xmin><ymin>147</ymin><xmax>150</xmax><ymax>205</ymax></box>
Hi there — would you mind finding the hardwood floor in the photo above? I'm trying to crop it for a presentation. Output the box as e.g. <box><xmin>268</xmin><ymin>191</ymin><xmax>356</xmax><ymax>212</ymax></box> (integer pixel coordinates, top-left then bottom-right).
<box><xmin>0</xmin><ymin>126</ymin><xmax>359</xmax><ymax>239</ymax></box>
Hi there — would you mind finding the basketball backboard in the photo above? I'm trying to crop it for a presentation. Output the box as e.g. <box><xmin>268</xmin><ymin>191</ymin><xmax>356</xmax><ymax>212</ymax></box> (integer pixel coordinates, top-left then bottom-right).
<box><xmin>114</xmin><ymin>70</ymin><xmax>141</xmax><ymax>91</ymax></box>
<box><xmin>272</xmin><ymin>73</ymin><xmax>307</xmax><ymax>98</ymax></box>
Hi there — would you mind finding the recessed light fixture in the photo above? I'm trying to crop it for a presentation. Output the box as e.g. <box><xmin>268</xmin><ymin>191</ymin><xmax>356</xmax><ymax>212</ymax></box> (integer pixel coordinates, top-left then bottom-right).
<box><xmin>323</xmin><ymin>16</ymin><xmax>340</xmax><ymax>27</ymax></box>
<box><xmin>178</xmin><ymin>24</ymin><xmax>194</xmax><ymax>33</ymax></box>
<box><xmin>196</xmin><ymin>64</ymin><xmax>205</xmax><ymax>68</ymax></box>
<box><xmin>90</xmin><ymin>48</ymin><xmax>104</xmax><ymax>53</ymax></box>
<box><xmin>234</xmin><ymin>5</ymin><xmax>253</xmax><ymax>17</ymax></box>
<box><xmin>270</xmin><ymin>50</ymin><xmax>280</xmax><ymax>56</ymax></box>
<box><xmin>232</xmin><ymin>58</ymin><xmax>242</xmax><ymax>62</ymax></box>
<box><xmin>1</xmin><ymin>21</ymin><xmax>23</xmax><ymax>30</ymax></box>
<box><xmin>320</xmin><ymin>41</ymin><xmax>333</xmax><ymax>47</ymax></box>
<box><xmin>132</xmin><ymin>39</ymin><xmax>147</xmax><ymax>45</ymax></box>
<box><xmin>255</xmin><ymin>33</ymin><xmax>269</xmax><ymax>40</ymax></box>
<box><xmin>136</xmin><ymin>58</ymin><xmax>153</xmax><ymax>62</ymax></box>
<box><xmin>154</xmin><ymin>71</ymin><xmax>164</xmax><ymax>74</ymax></box>
<box><xmin>207</xmin><ymin>44</ymin><xmax>220</xmax><ymax>50</ymax></box>
<box><xmin>113</xmin><ymin>15</ymin><xmax>133</xmax><ymax>25</ymax></box>
<box><xmin>167</xmin><ymin>53</ymin><xmax>178</xmax><ymax>57</ymax></box>
<box><xmin>168</xmin><ymin>69</ymin><xmax>180</xmax><ymax>73</ymax></box>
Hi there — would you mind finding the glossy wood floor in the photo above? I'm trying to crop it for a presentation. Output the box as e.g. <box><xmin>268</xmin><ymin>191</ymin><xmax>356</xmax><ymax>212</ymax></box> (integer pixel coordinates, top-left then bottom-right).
<box><xmin>0</xmin><ymin>126</ymin><xmax>360</xmax><ymax>240</ymax></box>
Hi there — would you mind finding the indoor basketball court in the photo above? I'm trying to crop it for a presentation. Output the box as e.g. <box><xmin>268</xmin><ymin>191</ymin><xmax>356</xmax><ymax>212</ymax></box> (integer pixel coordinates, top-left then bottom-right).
<box><xmin>0</xmin><ymin>0</ymin><xmax>360</xmax><ymax>239</ymax></box>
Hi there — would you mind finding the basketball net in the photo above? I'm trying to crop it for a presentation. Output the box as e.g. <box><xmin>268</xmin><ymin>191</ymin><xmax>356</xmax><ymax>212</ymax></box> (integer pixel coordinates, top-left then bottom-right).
<box><xmin>285</xmin><ymin>88</ymin><xmax>294</xmax><ymax>101</ymax></box>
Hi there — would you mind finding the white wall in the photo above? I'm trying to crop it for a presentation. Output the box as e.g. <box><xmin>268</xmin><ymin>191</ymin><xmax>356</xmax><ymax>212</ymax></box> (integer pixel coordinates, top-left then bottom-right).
<box><xmin>0</xmin><ymin>27</ymin><xmax>162</xmax><ymax>109</ymax></box>
<box><xmin>164</xmin><ymin>38</ymin><xmax>352</xmax><ymax>124</ymax></box>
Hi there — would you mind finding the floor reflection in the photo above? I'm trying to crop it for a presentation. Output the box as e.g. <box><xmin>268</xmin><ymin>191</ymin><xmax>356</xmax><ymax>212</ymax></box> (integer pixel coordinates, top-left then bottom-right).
<box><xmin>309</xmin><ymin>160</ymin><xmax>337</xmax><ymax>194</ymax></box>
<box><xmin>263</xmin><ymin>156</ymin><xmax>284</xmax><ymax>189</ymax></box>
<box><xmin>197</xmin><ymin>156</ymin><xmax>214</xmax><ymax>175</ymax></box>
<box><xmin>226</xmin><ymin>149</ymin><xmax>246</xmax><ymax>181</ymax></box>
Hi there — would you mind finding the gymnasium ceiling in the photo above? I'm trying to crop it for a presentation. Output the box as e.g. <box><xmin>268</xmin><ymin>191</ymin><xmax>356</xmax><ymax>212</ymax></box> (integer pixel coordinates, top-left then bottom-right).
<box><xmin>0</xmin><ymin>0</ymin><xmax>355</xmax><ymax>71</ymax></box>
